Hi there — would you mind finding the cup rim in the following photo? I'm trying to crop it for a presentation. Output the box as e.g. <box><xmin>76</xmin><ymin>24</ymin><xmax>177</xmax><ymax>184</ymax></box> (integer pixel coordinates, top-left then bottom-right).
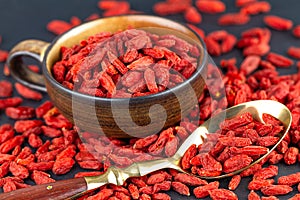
<box><xmin>43</xmin><ymin>14</ymin><xmax>208</xmax><ymax>102</ymax></box>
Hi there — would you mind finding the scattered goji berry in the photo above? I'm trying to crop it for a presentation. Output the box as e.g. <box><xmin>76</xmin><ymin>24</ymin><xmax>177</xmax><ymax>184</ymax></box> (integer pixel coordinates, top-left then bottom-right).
<box><xmin>264</xmin><ymin>15</ymin><xmax>293</xmax><ymax>31</ymax></box>
<box><xmin>184</xmin><ymin>7</ymin><xmax>202</xmax><ymax>25</ymax></box>
<box><xmin>196</xmin><ymin>0</ymin><xmax>226</xmax><ymax>14</ymax></box>
<box><xmin>0</xmin><ymin>80</ymin><xmax>12</xmax><ymax>97</ymax></box>
<box><xmin>15</xmin><ymin>83</ymin><xmax>43</xmax><ymax>101</ymax></box>
<box><xmin>292</xmin><ymin>25</ymin><xmax>300</xmax><ymax>38</ymax></box>
<box><xmin>266</xmin><ymin>52</ymin><xmax>294</xmax><ymax>68</ymax></box>
<box><xmin>261</xmin><ymin>185</ymin><xmax>293</xmax><ymax>196</ymax></box>
<box><xmin>218</xmin><ymin>13</ymin><xmax>250</xmax><ymax>26</ymax></box>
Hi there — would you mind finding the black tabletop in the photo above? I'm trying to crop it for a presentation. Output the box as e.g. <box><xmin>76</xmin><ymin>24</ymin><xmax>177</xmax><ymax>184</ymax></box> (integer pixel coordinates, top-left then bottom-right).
<box><xmin>0</xmin><ymin>0</ymin><xmax>300</xmax><ymax>199</ymax></box>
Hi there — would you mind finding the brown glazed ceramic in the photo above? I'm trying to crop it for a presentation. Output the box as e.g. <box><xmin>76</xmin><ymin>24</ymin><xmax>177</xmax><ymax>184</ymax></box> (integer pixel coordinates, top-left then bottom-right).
<box><xmin>8</xmin><ymin>15</ymin><xmax>208</xmax><ymax>138</ymax></box>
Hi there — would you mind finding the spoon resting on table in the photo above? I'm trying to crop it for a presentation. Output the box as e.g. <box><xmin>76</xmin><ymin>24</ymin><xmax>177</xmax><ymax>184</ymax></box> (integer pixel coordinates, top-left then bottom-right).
<box><xmin>0</xmin><ymin>100</ymin><xmax>292</xmax><ymax>200</ymax></box>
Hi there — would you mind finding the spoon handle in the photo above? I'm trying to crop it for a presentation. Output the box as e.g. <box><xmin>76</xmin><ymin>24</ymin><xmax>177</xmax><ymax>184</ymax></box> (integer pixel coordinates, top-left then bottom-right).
<box><xmin>0</xmin><ymin>177</ymin><xmax>87</xmax><ymax>200</ymax></box>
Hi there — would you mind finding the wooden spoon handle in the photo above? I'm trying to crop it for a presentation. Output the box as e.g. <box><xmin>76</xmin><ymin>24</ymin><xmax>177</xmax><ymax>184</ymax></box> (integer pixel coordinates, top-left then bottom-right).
<box><xmin>0</xmin><ymin>177</ymin><xmax>87</xmax><ymax>200</ymax></box>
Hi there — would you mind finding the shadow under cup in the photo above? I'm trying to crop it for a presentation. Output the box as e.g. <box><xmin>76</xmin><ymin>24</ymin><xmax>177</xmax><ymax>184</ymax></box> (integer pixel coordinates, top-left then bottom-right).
<box><xmin>14</xmin><ymin>15</ymin><xmax>209</xmax><ymax>138</ymax></box>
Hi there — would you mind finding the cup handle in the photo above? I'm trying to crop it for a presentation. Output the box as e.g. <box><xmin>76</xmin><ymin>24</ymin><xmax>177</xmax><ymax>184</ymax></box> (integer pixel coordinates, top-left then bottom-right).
<box><xmin>7</xmin><ymin>39</ymin><xmax>50</xmax><ymax>92</ymax></box>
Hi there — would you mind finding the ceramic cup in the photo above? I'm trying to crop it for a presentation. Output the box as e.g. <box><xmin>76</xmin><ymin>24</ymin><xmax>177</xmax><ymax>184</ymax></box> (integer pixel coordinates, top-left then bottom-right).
<box><xmin>7</xmin><ymin>15</ymin><xmax>208</xmax><ymax>138</ymax></box>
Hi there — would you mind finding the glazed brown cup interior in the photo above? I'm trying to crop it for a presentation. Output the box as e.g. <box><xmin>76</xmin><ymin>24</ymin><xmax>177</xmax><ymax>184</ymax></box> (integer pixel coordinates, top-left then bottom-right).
<box><xmin>9</xmin><ymin>15</ymin><xmax>208</xmax><ymax>138</ymax></box>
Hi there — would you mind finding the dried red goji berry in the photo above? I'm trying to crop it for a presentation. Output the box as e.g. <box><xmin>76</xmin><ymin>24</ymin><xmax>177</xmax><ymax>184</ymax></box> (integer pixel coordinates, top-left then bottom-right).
<box><xmin>35</xmin><ymin>101</ymin><xmax>53</xmax><ymax>118</ymax></box>
<box><xmin>209</xmin><ymin>188</ymin><xmax>238</xmax><ymax>200</ymax></box>
<box><xmin>153</xmin><ymin>1</ymin><xmax>190</xmax><ymax>16</ymax></box>
<box><xmin>248</xmin><ymin>190</ymin><xmax>261</xmax><ymax>200</ymax></box>
<box><xmin>292</xmin><ymin>25</ymin><xmax>300</xmax><ymax>38</ymax></box>
<box><xmin>205</xmin><ymin>37</ymin><xmax>221</xmax><ymax>56</ymax></box>
<box><xmin>0</xmin><ymin>50</ymin><xmax>8</xmax><ymax>63</ymax></box>
<box><xmin>0</xmin><ymin>162</ymin><xmax>10</xmax><ymax>178</ymax></box>
<box><xmin>15</xmin><ymin>83</ymin><xmax>43</xmax><ymax>101</ymax></box>
<box><xmin>248</xmin><ymin>179</ymin><xmax>274</xmax><ymax>190</ymax></box>
<box><xmin>28</xmin><ymin>133</ymin><xmax>43</xmax><ymax>148</ymax></box>
<box><xmin>283</xmin><ymin>147</ymin><xmax>299</xmax><ymax>165</ymax></box>
<box><xmin>184</xmin><ymin>7</ymin><xmax>202</xmax><ymax>24</ymax></box>
<box><xmin>0</xmin><ymin>80</ymin><xmax>12</xmax><ymax>97</ymax></box>
<box><xmin>14</xmin><ymin>120</ymin><xmax>43</xmax><ymax>133</ymax></box>
<box><xmin>102</xmin><ymin>2</ymin><xmax>130</xmax><ymax>17</ymax></box>
<box><xmin>223</xmin><ymin>154</ymin><xmax>253</xmax><ymax>173</ymax></box>
<box><xmin>218</xmin><ymin>13</ymin><xmax>250</xmax><ymax>26</ymax></box>
<box><xmin>152</xmin><ymin>193</ymin><xmax>171</xmax><ymax>200</ymax></box>
<box><xmin>31</xmin><ymin>170</ymin><xmax>55</xmax><ymax>185</ymax></box>
<box><xmin>220</xmin><ymin>112</ymin><xmax>253</xmax><ymax>130</ymax></box>
<box><xmin>174</xmin><ymin>173</ymin><xmax>208</xmax><ymax>186</ymax></box>
<box><xmin>193</xmin><ymin>181</ymin><xmax>219</xmax><ymax>198</ymax></box>
<box><xmin>287</xmin><ymin>46</ymin><xmax>300</xmax><ymax>59</ymax></box>
<box><xmin>2</xmin><ymin>181</ymin><xmax>16</xmax><ymax>193</ymax></box>
<box><xmin>187</xmin><ymin>24</ymin><xmax>205</xmax><ymax>39</ymax></box>
<box><xmin>243</xmin><ymin>43</ymin><xmax>271</xmax><ymax>57</ymax></box>
<box><xmin>266</xmin><ymin>52</ymin><xmax>294</xmax><ymax>68</ymax></box>
<box><xmin>261</xmin><ymin>185</ymin><xmax>293</xmax><ymax>196</ymax></box>
<box><xmin>27</xmin><ymin>161</ymin><xmax>54</xmax><ymax>172</ymax></box>
<box><xmin>196</xmin><ymin>0</ymin><xmax>226</xmax><ymax>14</ymax></box>
<box><xmin>228</xmin><ymin>175</ymin><xmax>241</xmax><ymax>190</ymax></box>
<box><xmin>240</xmin><ymin>1</ymin><xmax>271</xmax><ymax>15</ymax></box>
<box><xmin>5</xmin><ymin>106</ymin><xmax>35</xmax><ymax>120</ymax></box>
<box><xmin>277</xmin><ymin>172</ymin><xmax>300</xmax><ymax>186</ymax></box>
<box><xmin>253</xmin><ymin>165</ymin><xmax>278</xmax><ymax>180</ymax></box>
<box><xmin>181</xmin><ymin>144</ymin><xmax>197</xmax><ymax>170</ymax></box>
<box><xmin>86</xmin><ymin>188</ymin><xmax>114</xmax><ymax>200</ymax></box>
<box><xmin>240</xmin><ymin>55</ymin><xmax>261</xmax><ymax>75</ymax></box>
<box><xmin>52</xmin><ymin>157</ymin><xmax>75</xmax><ymax>175</ymax></box>
<box><xmin>9</xmin><ymin>161</ymin><xmax>29</xmax><ymax>179</ymax></box>
<box><xmin>0</xmin><ymin>97</ymin><xmax>23</xmax><ymax>110</ymax></box>
<box><xmin>172</xmin><ymin>181</ymin><xmax>190</xmax><ymax>196</ymax></box>
<box><xmin>264</xmin><ymin>15</ymin><xmax>293</xmax><ymax>31</ymax></box>
<box><xmin>133</xmin><ymin>134</ymin><xmax>158</xmax><ymax>149</ymax></box>
<box><xmin>0</xmin><ymin>136</ymin><xmax>24</xmax><ymax>154</ymax></box>
<box><xmin>47</xmin><ymin>19</ymin><xmax>73</xmax><ymax>35</ymax></box>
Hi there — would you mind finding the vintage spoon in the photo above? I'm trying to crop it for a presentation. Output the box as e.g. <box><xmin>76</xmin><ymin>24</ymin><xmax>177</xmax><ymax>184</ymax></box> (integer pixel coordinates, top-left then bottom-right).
<box><xmin>0</xmin><ymin>100</ymin><xmax>292</xmax><ymax>200</ymax></box>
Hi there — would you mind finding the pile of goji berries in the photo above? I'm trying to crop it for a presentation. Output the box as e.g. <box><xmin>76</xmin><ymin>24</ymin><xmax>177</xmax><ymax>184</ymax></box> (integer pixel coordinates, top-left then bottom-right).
<box><xmin>52</xmin><ymin>29</ymin><xmax>200</xmax><ymax>97</ymax></box>
<box><xmin>0</xmin><ymin>0</ymin><xmax>300</xmax><ymax>199</ymax></box>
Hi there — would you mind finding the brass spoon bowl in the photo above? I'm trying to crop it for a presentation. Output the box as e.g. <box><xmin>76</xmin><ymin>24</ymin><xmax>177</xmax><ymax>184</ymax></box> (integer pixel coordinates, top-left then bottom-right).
<box><xmin>0</xmin><ymin>100</ymin><xmax>292</xmax><ymax>200</ymax></box>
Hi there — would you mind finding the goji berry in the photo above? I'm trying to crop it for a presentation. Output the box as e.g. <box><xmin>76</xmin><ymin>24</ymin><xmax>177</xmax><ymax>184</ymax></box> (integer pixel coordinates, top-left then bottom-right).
<box><xmin>248</xmin><ymin>179</ymin><xmax>274</xmax><ymax>190</ymax></box>
<box><xmin>266</xmin><ymin>52</ymin><xmax>294</xmax><ymax>68</ymax></box>
<box><xmin>5</xmin><ymin>106</ymin><xmax>35</xmax><ymax>120</ymax></box>
<box><xmin>292</xmin><ymin>25</ymin><xmax>300</xmax><ymax>38</ymax></box>
<box><xmin>240</xmin><ymin>1</ymin><xmax>271</xmax><ymax>15</ymax></box>
<box><xmin>15</xmin><ymin>83</ymin><xmax>43</xmax><ymax>101</ymax></box>
<box><xmin>248</xmin><ymin>190</ymin><xmax>261</xmax><ymax>200</ymax></box>
<box><xmin>253</xmin><ymin>165</ymin><xmax>278</xmax><ymax>180</ymax></box>
<box><xmin>261</xmin><ymin>185</ymin><xmax>293</xmax><ymax>196</ymax></box>
<box><xmin>218</xmin><ymin>13</ymin><xmax>250</xmax><ymax>26</ymax></box>
<box><xmin>47</xmin><ymin>19</ymin><xmax>73</xmax><ymax>35</ymax></box>
<box><xmin>283</xmin><ymin>147</ymin><xmax>299</xmax><ymax>165</ymax></box>
<box><xmin>174</xmin><ymin>173</ymin><xmax>208</xmax><ymax>186</ymax></box>
<box><xmin>52</xmin><ymin>157</ymin><xmax>75</xmax><ymax>175</ymax></box>
<box><xmin>196</xmin><ymin>0</ymin><xmax>226</xmax><ymax>14</ymax></box>
<box><xmin>31</xmin><ymin>170</ymin><xmax>55</xmax><ymax>185</ymax></box>
<box><xmin>184</xmin><ymin>7</ymin><xmax>202</xmax><ymax>24</ymax></box>
<box><xmin>0</xmin><ymin>80</ymin><xmax>12</xmax><ymax>97</ymax></box>
<box><xmin>9</xmin><ymin>161</ymin><xmax>29</xmax><ymax>179</ymax></box>
<box><xmin>0</xmin><ymin>97</ymin><xmax>23</xmax><ymax>110</ymax></box>
<box><xmin>277</xmin><ymin>172</ymin><xmax>300</xmax><ymax>186</ymax></box>
<box><xmin>193</xmin><ymin>181</ymin><xmax>219</xmax><ymax>198</ymax></box>
<box><xmin>228</xmin><ymin>175</ymin><xmax>241</xmax><ymax>190</ymax></box>
<box><xmin>287</xmin><ymin>46</ymin><xmax>300</xmax><ymax>59</ymax></box>
<box><xmin>153</xmin><ymin>1</ymin><xmax>190</xmax><ymax>16</ymax></box>
<box><xmin>209</xmin><ymin>188</ymin><xmax>238</xmax><ymax>200</ymax></box>
<box><xmin>0</xmin><ymin>50</ymin><xmax>8</xmax><ymax>63</ymax></box>
<box><xmin>264</xmin><ymin>15</ymin><xmax>293</xmax><ymax>31</ymax></box>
